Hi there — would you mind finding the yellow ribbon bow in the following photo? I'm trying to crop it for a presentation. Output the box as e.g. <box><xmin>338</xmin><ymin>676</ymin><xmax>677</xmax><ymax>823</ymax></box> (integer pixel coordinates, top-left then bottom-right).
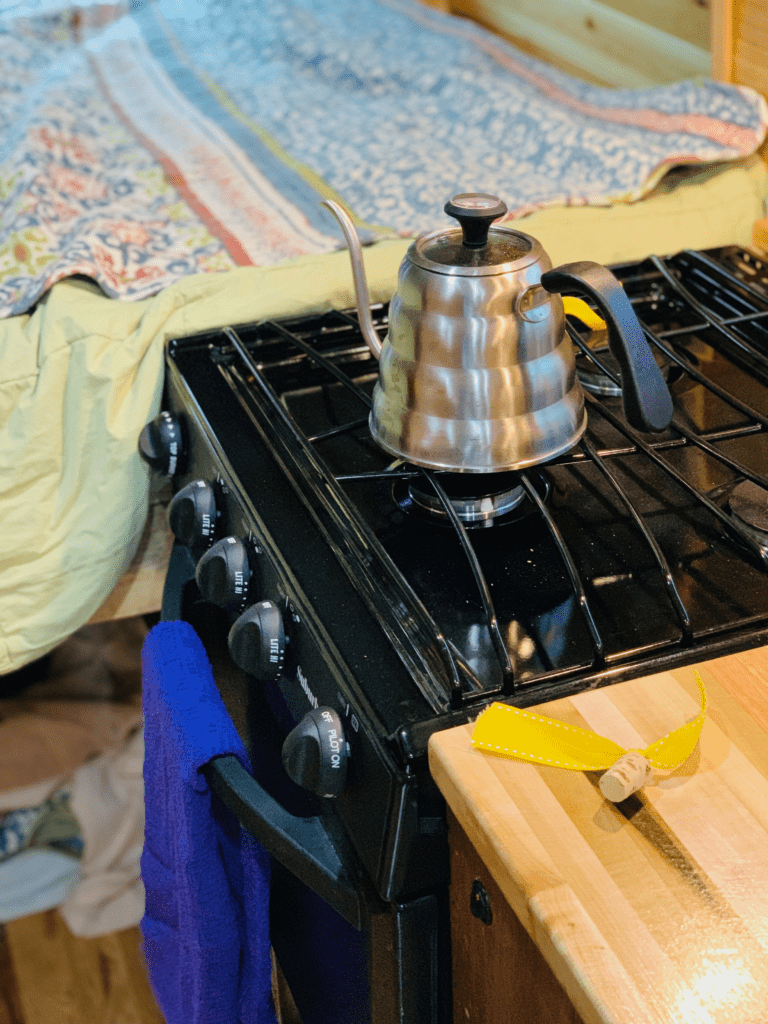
<box><xmin>471</xmin><ymin>671</ymin><xmax>707</xmax><ymax>800</ymax></box>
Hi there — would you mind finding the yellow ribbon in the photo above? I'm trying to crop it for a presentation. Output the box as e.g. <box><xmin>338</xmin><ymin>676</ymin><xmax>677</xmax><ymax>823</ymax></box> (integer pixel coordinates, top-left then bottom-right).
<box><xmin>471</xmin><ymin>671</ymin><xmax>707</xmax><ymax>772</ymax></box>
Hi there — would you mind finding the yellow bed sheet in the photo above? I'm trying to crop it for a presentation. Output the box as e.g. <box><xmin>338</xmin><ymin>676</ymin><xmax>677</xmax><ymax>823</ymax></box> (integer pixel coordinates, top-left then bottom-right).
<box><xmin>1</xmin><ymin>155</ymin><xmax>767</xmax><ymax>674</ymax></box>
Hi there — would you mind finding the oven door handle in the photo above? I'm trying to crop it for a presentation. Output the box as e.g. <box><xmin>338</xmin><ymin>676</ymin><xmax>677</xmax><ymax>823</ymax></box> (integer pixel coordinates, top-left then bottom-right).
<box><xmin>202</xmin><ymin>755</ymin><xmax>365</xmax><ymax>929</ymax></box>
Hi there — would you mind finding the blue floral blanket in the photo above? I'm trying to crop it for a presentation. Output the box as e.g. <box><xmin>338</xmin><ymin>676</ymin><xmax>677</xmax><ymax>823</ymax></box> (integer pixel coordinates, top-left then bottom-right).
<box><xmin>0</xmin><ymin>0</ymin><xmax>766</xmax><ymax>317</ymax></box>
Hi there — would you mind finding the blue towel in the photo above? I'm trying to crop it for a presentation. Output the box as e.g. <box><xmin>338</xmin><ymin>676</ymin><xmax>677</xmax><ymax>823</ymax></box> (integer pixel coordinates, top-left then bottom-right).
<box><xmin>140</xmin><ymin>620</ymin><xmax>277</xmax><ymax>1024</ymax></box>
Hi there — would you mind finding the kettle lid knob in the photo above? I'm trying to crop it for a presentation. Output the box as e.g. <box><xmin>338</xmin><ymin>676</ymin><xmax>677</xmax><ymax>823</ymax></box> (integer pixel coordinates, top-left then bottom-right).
<box><xmin>444</xmin><ymin>193</ymin><xmax>508</xmax><ymax>248</ymax></box>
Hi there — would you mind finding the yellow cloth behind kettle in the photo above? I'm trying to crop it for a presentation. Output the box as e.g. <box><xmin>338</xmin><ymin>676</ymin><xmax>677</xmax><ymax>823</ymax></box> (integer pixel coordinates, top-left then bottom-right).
<box><xmin>562</xmin><ymin>296</ymin><xmax>606</xmax><ymax>331</ymax></box>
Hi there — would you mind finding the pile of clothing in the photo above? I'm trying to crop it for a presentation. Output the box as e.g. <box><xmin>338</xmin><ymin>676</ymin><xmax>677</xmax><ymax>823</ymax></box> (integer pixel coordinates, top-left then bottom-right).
<box><xmin>0</xmin><ymin>616</ymin><xmax>146</xmax><ymax>935</ymax></box>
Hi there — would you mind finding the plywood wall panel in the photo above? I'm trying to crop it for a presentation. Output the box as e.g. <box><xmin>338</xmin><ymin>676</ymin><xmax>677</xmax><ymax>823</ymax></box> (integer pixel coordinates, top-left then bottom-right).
<box><xmin>584</xmin><ymin>0</ymin><xmax>710</xmax><ymax>50</ymax></box>
<box><xmin>450</xmin><ymin>0</ymin><xmax>709</xmax><ymax>87</ymax></box>
<box><xmin>732</xmin><ymin>0</ymin><xmax>768</xmax><ymax>98</ymax></box>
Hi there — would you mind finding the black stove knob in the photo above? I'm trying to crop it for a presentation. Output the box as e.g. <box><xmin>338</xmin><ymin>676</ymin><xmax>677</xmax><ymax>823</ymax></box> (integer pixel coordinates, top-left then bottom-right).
<box><xmin>138</xmin><ymin>411</ymin><xmax>185</xmax><ymax>476</ymax></box>
<box><xmin>168</xmin><ymin>480</ymin><xmax>218</xmax><ymax>550</ymax></box>
<box><xmin>282</xmin><ymin>708</ymin><xmax>348</xmax><ymax>798</ymax></box>
<box><xmin>196</xmin><ymin>536</ymin><xmax>252</xmax><ymax>613</ymax></box>
<box><xmin>228</xmin><ymin>601</ymin><xmax>285</xmax><ymax>680</ymax></box>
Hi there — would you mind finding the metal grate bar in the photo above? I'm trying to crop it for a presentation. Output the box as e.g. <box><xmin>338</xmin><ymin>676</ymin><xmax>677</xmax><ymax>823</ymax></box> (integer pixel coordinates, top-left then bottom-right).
<box><xmin>308</xmin><ymin>416</ymin><xmax>370</xmax><ymax>444</ymax></box>
<box><xmin>337</xmin><ymin>468</ymin><xmax>420</xmax><ymax>482</ymax></box>
<box><xmin>333</xmin><ymin>459</ymin><xmax>520</xmax><ymax>699</ymax></box>
<box><xmin>263</xmin><ymin>319</ymin><xmax>374</xmax><ymax>410</ymax></box>
<box><xmin>431</xmin><ymin>628</ymin><xmax>464</xmax><ymax>708</ymax></box>
<box><xmin>332</xmin><ymin>307</ymin><xmax>386</xmax><ymax>330</ymax></box>
<box><xmin>642</xmin><ymin>329</ymin><xmax>768</xmax><ymax>430</ymax></box>
<box><xmin>589</xmin><ymin>395</ymin><xmax>768</xmax><ymax>568</ymax></box>
<box><xmin>646</xmin><ymin>312</ymin><xmax>768</xmax><ymax>340</ymax></box>
<box><xmin>566</xmin><ymin>319</ymin><xmax>768</xmax><ymax>433</ymax></box>
<box><xmin>654</xmin><ymin>322</ymin><xmax>713</xmax><ymax>340</ymax></box>
<box><xmin>715</xmin><ymin>311</ymin><xmax>768</xmax><ymax>329</ymax></box>
<box><xmin>419</xmin><ymin>470</ymin><xmax>516</xmax><ymax>695</ymax></box>
<box><xmin>579</xmin><ymin>436</ymin><xmax>693</xmax><ymax>641</ymax></box>
<box><xmin>553</xmin><ymin>426</ymin><xmax>764</xmax><ymax>466</ymax></box>
<box><xmin>565</xmin><ymin>320</ymin><xmax>621</xmax><ymax>389</ymax></box>
<box><xmin>444</xmin><ymin>639</ymin><xmax>486</xmax><ymax>694</ymax></box>
<box><xmin>518</xmin><ymin>471</ymin><xmax>606</xmax><ymax>665</ymax></box>
<box><xmin>687</xmin><ymin>248</ymin><xmax>768</xmax><ymax>309</ymax></box>
<box><xmin>650</xmin><ymin>255</ymin><xmax>768</xmax><ymax>369</ymax></box>
<box><xmin>223</xmin><ymin>324</ymin><xmax>467</xmax><ymax>708</ymax></box>
<box><xmin>651</xmin><ymin>312</ymin><xmax>768</xmax><ymax>337</ymax></box>
<box><xmin>668</xmin><ymin>418</ymin><xmax>768</xmax><ymax>489</ymax></box>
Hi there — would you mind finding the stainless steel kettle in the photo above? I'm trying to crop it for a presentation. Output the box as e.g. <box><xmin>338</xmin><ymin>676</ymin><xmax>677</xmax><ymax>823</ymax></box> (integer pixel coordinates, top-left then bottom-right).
<box><xmin>323</xmin><ymin>193</ymin><xmax>673</xmax><ymax>473</ymax></box>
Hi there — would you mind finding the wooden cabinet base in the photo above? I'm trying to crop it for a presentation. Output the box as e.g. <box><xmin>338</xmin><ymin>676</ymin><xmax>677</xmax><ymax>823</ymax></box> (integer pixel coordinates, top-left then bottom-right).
<box><xmin>449</xmin><ymin>809</ymin><xmax>584</xmax><ymax>1024</ymax></box>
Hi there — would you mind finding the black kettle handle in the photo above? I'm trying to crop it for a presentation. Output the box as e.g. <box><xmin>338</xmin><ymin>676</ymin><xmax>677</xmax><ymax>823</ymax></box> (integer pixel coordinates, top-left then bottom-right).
<box><xmin>541</xmin><ymin>261</ymin><xmax>673</xmax><ymax>433</ymax></box>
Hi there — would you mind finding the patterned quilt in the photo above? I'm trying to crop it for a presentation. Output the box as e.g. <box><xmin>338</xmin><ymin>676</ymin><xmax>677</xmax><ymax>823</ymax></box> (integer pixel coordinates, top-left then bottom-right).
<box><xmin>1</xmin><ymin>0</ymin><xmax>766</xmax><ymax>318</ymax></box>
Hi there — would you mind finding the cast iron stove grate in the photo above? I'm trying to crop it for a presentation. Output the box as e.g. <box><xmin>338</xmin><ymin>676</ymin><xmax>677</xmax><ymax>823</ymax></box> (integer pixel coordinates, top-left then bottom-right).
<box><xmin>176</xmin><ymin>246</ymin><xmax>768</xmax><ymax>714</ymax></box>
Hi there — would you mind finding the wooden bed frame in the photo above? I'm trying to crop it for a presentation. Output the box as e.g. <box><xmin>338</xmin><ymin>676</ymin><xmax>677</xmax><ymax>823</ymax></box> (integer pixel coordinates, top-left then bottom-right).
<box><xmin>89</xmin><ymin>0</ymin><xmax>768</xmax><ymax>626</ymax></box>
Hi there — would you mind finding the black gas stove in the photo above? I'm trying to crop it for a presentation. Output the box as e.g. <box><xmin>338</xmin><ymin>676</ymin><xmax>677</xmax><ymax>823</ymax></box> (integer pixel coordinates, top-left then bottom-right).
<box><xmin>141</xmin><ymin>244</ymin><xmax>768</xmax><ymax>1024</ymax></box>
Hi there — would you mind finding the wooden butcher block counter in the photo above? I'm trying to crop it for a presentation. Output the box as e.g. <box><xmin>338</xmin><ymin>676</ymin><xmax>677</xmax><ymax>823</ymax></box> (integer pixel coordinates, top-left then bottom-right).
<box><xmin>428</xmin><ymin>647</ymin><xmax>768</xmax><ymax>1024</ymax></box>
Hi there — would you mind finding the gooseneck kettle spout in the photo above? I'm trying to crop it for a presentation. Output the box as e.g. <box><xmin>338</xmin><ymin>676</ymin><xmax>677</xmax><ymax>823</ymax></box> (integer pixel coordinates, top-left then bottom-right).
<box><xmin>321</xmin><ymin>200</ymin><xmax>382</xmax><ymax>360</ymax></box>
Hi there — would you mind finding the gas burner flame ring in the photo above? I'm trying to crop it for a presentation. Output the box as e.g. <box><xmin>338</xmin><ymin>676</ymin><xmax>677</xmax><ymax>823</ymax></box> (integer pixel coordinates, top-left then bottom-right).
<box><xmin>392</xmin><ymin>470</ymin><xmax>549</xmax><ymax>528</ymax></box>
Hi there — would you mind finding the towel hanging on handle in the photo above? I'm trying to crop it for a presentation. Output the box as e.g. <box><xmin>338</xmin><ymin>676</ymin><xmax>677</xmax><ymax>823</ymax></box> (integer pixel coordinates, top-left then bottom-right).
<box><xmin>140</xmin><ymin>620</ymin><xmax>278</xmax><ymax>1024</ymax></box>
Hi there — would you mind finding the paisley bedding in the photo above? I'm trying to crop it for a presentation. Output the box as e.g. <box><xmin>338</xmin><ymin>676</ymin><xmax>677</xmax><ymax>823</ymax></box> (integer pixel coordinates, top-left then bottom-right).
<box><xmin>0</xmin><ymin>0</ymin><xmax>766</xmax><ymax>318</ymax></box>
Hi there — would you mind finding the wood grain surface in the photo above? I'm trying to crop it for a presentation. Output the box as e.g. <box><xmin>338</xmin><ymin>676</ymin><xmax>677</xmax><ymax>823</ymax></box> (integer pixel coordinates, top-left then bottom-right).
<box><xmin>0</xmin><ymin>912</ymin><xmax>303</xmax><ymax>1024</ymax></box>
<box><xmin>446</xmin><ymin>0</ymin><xmax>709</xmax><ymax>87</ymax></box>
<box><xmin>0</xmin><ymin>912</ymin><xmax>164</xmax><ymax>1024</ymax></box>
<box><xmin>429</xmin><ymin>647</ymin><xmax>768</xmax><ymax>1024</ymax></box>
<box><xmin>449</xmin><ymin>807</ymin><xmax>586</xmax><ymax>1024</ymax></box>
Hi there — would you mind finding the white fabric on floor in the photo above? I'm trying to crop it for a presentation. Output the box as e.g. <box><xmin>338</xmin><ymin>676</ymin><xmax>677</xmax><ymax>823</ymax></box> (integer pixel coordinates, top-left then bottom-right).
<box><xmin>0</xmin><ymin>617</ymin><xmax>146</xmax><ymax>934</ymax></box>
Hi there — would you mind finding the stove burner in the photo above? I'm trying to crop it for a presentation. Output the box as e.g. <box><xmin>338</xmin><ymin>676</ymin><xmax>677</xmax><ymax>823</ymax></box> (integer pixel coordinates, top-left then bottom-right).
<box><xmin>729</xmin><ymin>480</ymin><xmax>768</xmax><ymax>550</ymax></box>
<box><xmin>576</xmin><ymin>329</ymin><xmax>674</xmax><ymax>397</ymax></box>
<box><xmin>393</xmin><ymin>471</ymin><xmax>529</xmax><ymax>527</ymax></box>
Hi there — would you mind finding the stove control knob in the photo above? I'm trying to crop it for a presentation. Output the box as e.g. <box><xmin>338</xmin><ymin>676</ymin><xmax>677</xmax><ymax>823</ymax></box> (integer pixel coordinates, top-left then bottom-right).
<box><xmin>228</xmin><ymin>601</ymin><xmax>285</xmax><ymax>680</ymax></box>
<box><xmin>196</xmin><ymin>536</ymin><xmax>252</xmax><ymax>613</ymax></box>
<box><xmin>282</xmin><ymin>708</ymin><xmax>348</xmax><ymax>799</ymax></box>
<box><xmin>138</xmin><ymin>411</ymin><xmax>185</xmax><ymax>476</ymax></box>
<box><xmin>168</xmin><ymin>480</ymin><xmax>218</xmax><ymax>550</ymax></box>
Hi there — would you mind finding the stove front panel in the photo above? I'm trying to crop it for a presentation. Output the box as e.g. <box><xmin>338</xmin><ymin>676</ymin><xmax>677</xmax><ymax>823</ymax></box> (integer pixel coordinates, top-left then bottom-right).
<box><xmin>163</xmin><ymin>348</ymin><xmax>451</xmax><ymax>901</ymax></box>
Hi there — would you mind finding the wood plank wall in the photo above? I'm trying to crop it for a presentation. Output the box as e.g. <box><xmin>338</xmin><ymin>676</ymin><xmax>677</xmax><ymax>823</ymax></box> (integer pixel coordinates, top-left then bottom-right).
<box><xmin>425</xmin><ymin>0</ymin><xmax>768</xmax><ymax>106</ymax></box>
<box><xmin>712</xmin><ymin>0</ymin><xmax>768</xmax><ymax>98</ymax></box>
<box><xmin>435</xmin><ymin>0</ymin><xmax>711</xmax><ymax>86</ymax></box>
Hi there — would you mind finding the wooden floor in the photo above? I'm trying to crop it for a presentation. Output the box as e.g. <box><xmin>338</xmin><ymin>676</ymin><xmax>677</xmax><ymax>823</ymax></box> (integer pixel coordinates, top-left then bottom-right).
<box><xmin>0</xmin><ymin>911</ymin><xmax>164</xmax><ymax>1024</ymax></box>
<box><xmin>0</xmin><ymin>909</ymin><xmax>302</xmax><ymax>1024</ymax></box>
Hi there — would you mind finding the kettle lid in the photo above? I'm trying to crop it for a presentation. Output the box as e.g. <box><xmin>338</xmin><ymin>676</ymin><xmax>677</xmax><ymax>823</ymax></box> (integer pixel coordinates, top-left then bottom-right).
<box><xmin>415</xmin><ymin>193</ymin><xmax>539</xmax><ymax>275</ymax></box>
